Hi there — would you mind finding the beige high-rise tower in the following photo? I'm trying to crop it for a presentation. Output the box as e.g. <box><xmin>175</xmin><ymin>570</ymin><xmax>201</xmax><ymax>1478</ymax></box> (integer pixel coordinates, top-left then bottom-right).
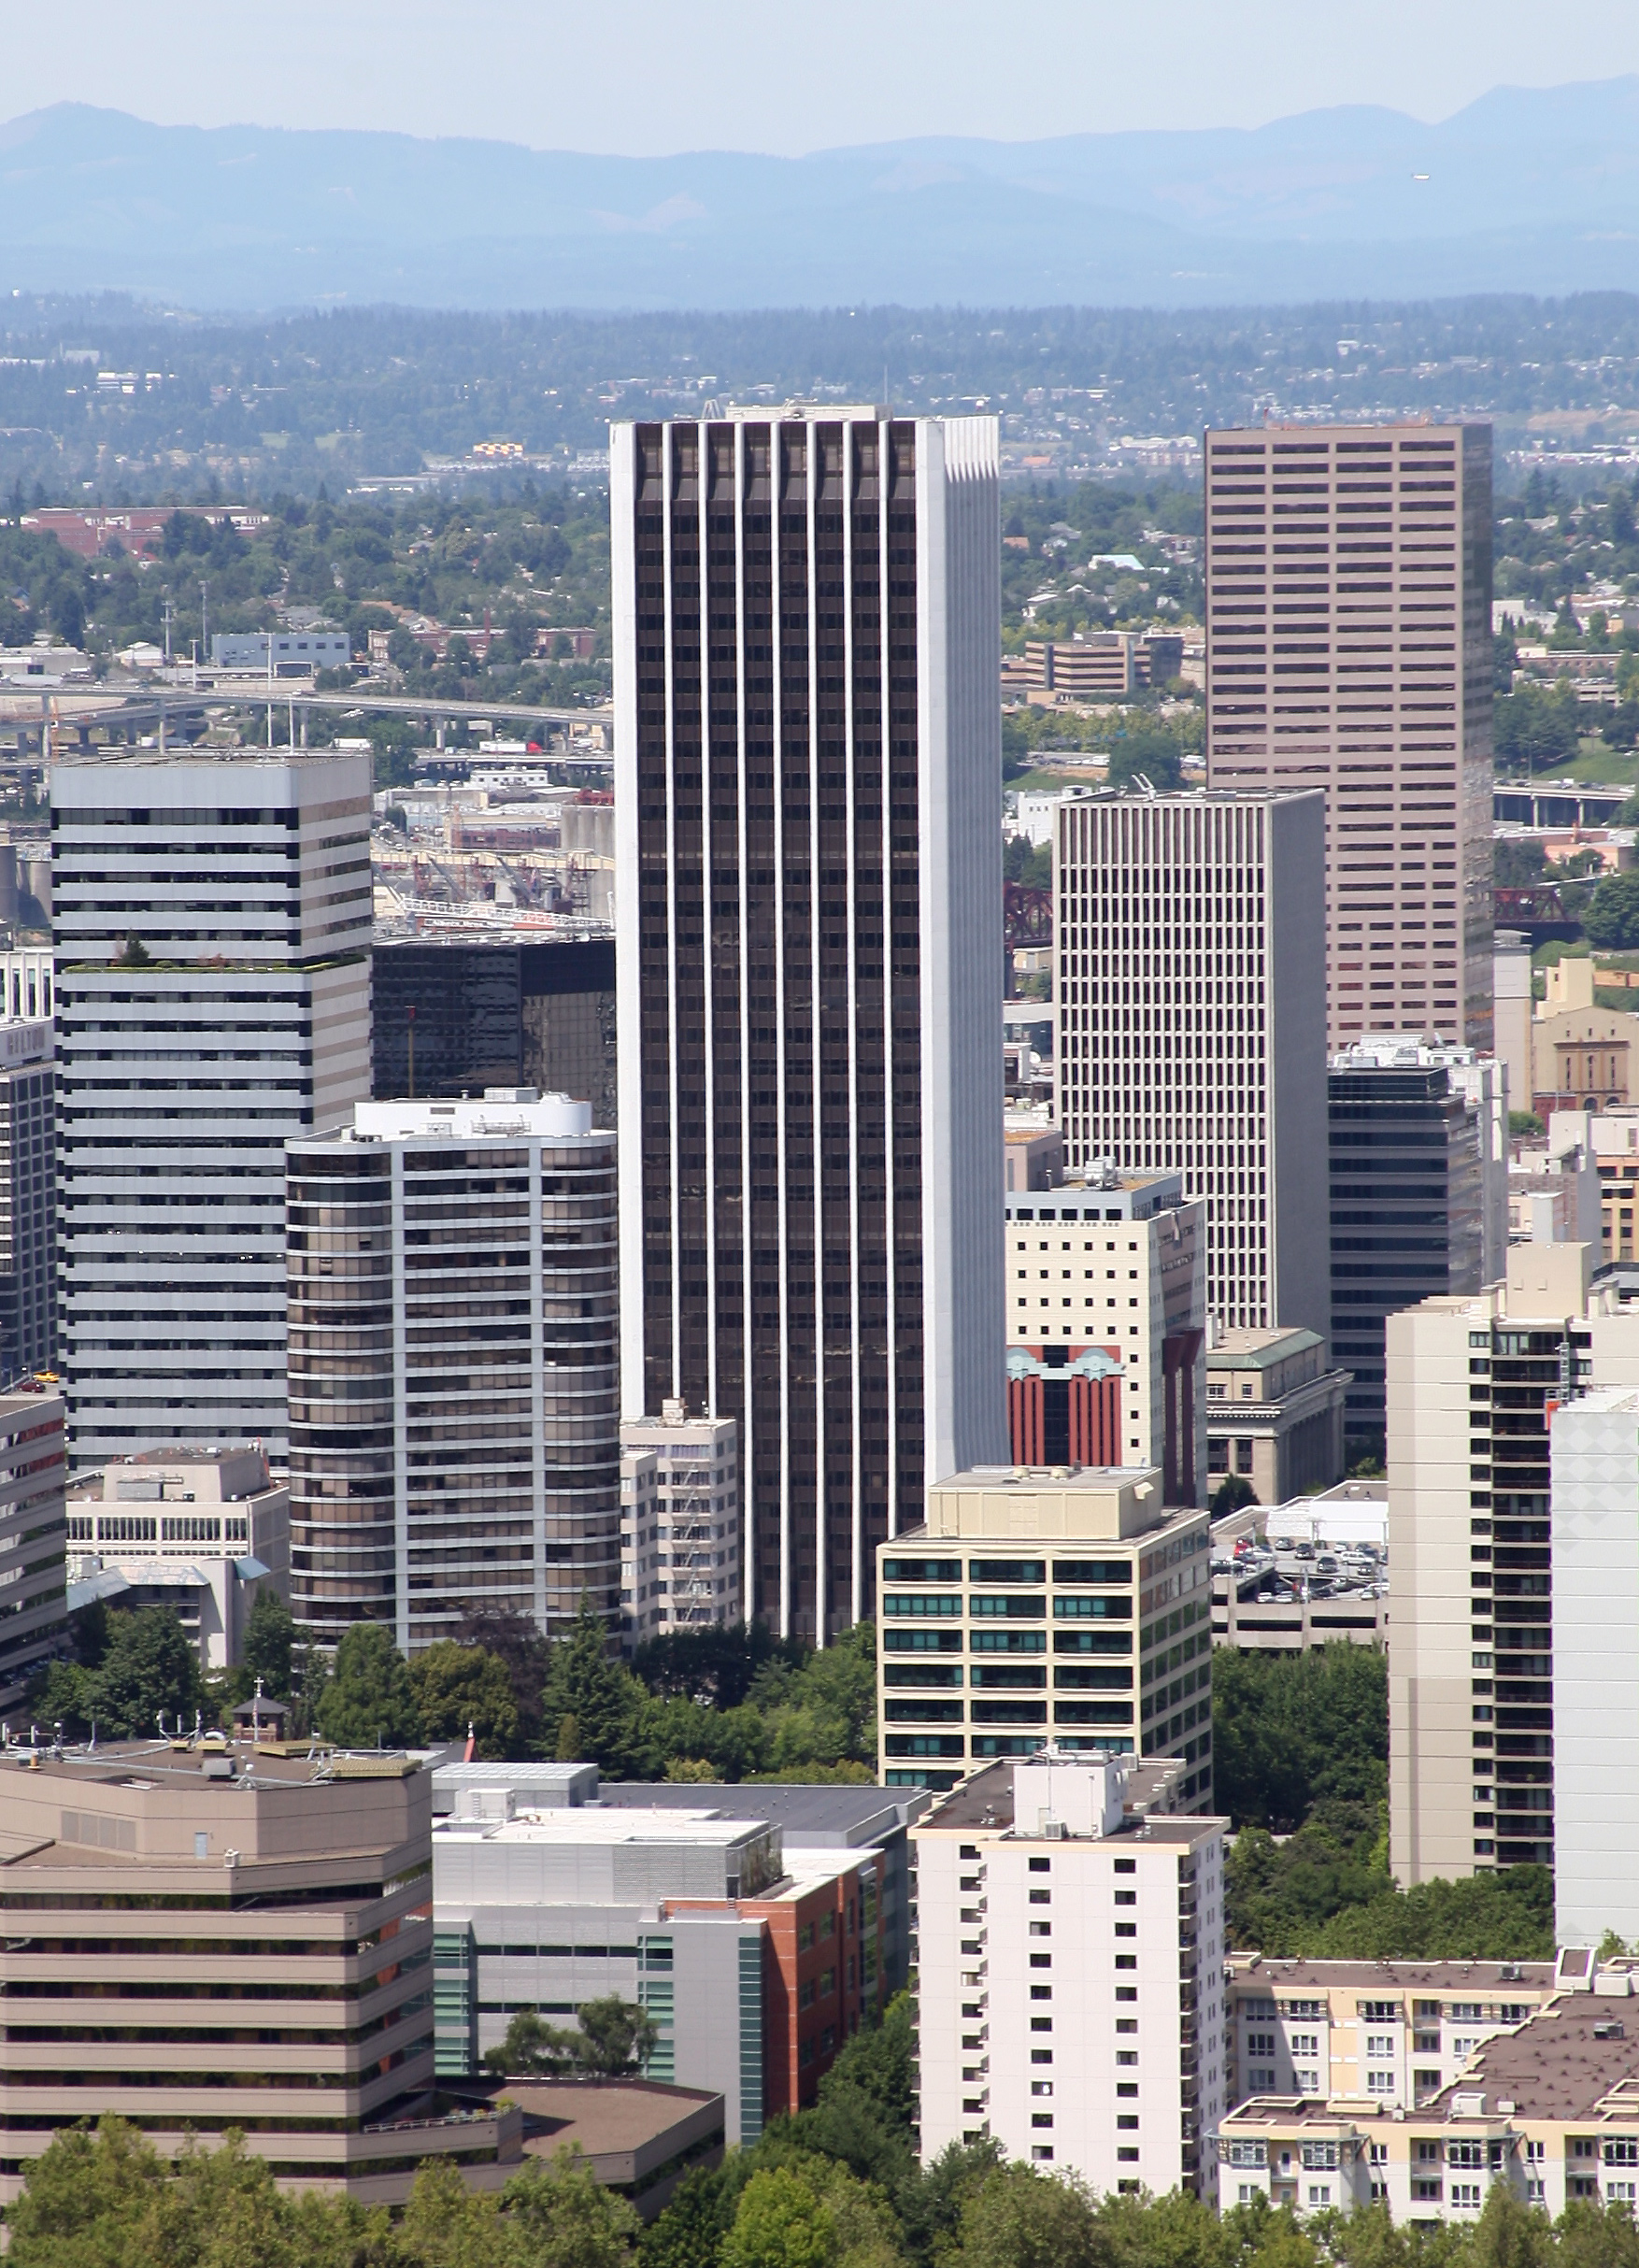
<box><xmin>1204</xmin><ymin>421</ymin><xmax>1493</xmax><ymax>1053</ymax></box>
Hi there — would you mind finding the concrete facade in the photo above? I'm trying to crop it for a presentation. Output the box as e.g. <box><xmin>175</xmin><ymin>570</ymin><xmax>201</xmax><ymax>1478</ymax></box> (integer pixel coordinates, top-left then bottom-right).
<box><xmin>0</xmin><ymin>1737</ymin><xmax>520</xmax><ymax>2204</ymax></box>
<box><xmin>1005</xmin><ymin>1167</ymin><xmax>1206</xmax><ymax>1506</ymax></box>
<box><xmin>877</xmin><ymin>1465</ymin><xmax>1213</xmax><ymax>1804</ymax></box>
<box><xmin>1388</xmin><ymin>1243</ymin><xmax>1639</xmax><ymax>1886</ymax></box>
<box><xmin>1219</xmin><ymin>1972</ymin><xmax>1639</xmax><ymax>2225</ymax></box>
<box><xmin>1205</xmin><ymin>1326</ymin><xmax>1350</xmax><ymax>1503</ymax></box>
<box><xmin>0</xmin><ymin>1389</ymin><xmax>66</xmax><ymax>1707</ymax></box>
<box><xmin>53</xmin><ymin>752</ymin><xmax>372</xmax><ymax>1464</ymax></box>
<box><xmin>65</xmin><ymin>1443</ymin><xmax>290</xmax><ymax>1672</ymax></box>
<box><xmin>914</xmin><ymin>1752</ymin><xmax>1226</xmax><ymax>2199</ymax></box>
<box><xmin>1203</xmin><ymin>421</ymin><xmax>1494</xmax><ymax>1053</ymax></box>
<box><xmin>1551</xmin><ymin>1388</ymin><xmax>1639</xmax><ymax>1949</ymax></box>
<box><xmin>287</xmin><ymin>1091</ymin><xmax>619</xmax><ymax>1652</ymax></box>
<box><xmin>1055</xmin><ymin>791</ymin><xmax>1329</xmax><ymax>1348</ymax></box>
<box><xmin>433</xmin><ymin>1794</ymin><xmax>890</xmax><ymax>2144</ymax></box>
<box><xmin>619</xmin><ymin>1408</ymin><xmax>740</xmax><ymax>1641</ymax></box>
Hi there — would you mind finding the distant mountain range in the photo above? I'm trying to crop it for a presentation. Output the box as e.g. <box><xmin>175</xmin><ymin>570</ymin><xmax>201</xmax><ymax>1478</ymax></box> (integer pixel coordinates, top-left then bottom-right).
<box><xmin>7</xmin><ymin>82</ymin><xmax>1639</xmax><ymax>312</ymax></box>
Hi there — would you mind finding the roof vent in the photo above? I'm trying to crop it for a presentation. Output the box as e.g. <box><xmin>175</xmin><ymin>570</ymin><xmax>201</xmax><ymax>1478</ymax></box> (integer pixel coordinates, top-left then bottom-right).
<box><xmin>1597</xmin><ymin>2020</ymin><xmax>1627</xmax><ymax>2040</ymax></box>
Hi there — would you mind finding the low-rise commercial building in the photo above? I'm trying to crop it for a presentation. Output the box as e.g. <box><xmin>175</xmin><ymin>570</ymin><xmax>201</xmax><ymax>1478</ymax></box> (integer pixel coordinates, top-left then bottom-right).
<box><xmin>1205</xmin><ymin>1327</ymin><xmax>1350</xmax><ymax>1504</ymax></box>
<box><xmin>429</xmin><ymin>1765</ymin><xmax>922</xmax><ymax>2008</ymax></box>
<box><xmin>915</xmin><ymin>1749</ymin><xmax>1226</xmax><ymax>2198</ymax></box>
<box><xmin>877</xmin><ymin>1465</ymin><xmax>1212</xmax><ymax>1804</ymax></box>
<box><xmin>0</xmin><ymin>1734</ymin><xmax>523</xmax><ymax>2204</ymax></box>
<box><xmin>432</xmin><ymin>1783</ymin><xmax>895</xmax><ymax>2142</ymax></box>
<box><xmin>1224</xmin><ymin>1956</ymin><xmax>1558</xmax><ymax>2112</ymax></box>
<box><xmin>65</xmin><ymin>1444</ymin><xmax>289</xmax><ymax>1671</ymax></box>
<box><xmin>1005</xmin><ymin>1166</ymin><xmax>1206</xmax><ymax>1507</ymax></box>
<box><xmin>620</xmin><ymin>1406</ymin><xmax>740</xmax><ymax>1639</ymax></box>
<box><xmin>1219</xmin><ymin>1970</ymin><xmax>1639</xmax><ymax>2224</ymax></box>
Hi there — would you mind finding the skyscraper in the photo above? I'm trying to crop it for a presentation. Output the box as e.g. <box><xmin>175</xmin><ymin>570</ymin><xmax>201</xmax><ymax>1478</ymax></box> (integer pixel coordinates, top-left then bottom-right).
<box><xmin>286</xmin><ymin>1091</ymin><xmax>620</xmax><ymax>1651</ymax></box>
<box><xmin>1055</xmin><ymin>789</ymin><xmax>1329</xmax><ymax>1345</ymax></box>
<box><xmin>611</xmin><ymin>408</ymin><xmax>1006</xmax><ymax>1640</ymax></box>
<box><xmin>1203</xmin><ymin>421</ymin><xmax>1494</xmax><ymax>1051</ymax></box>
<box><xmin>54</xmin><ymin>753</ymin><xmax>372</xmax><ymax>1465</ymax></box>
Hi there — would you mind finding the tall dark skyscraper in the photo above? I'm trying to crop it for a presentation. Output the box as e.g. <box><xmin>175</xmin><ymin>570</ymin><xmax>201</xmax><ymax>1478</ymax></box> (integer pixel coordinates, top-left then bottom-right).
<box><xmin>612</xmin><ymin>408</ymin><xmax>1006</xmax><ymax>1641</ymax></box>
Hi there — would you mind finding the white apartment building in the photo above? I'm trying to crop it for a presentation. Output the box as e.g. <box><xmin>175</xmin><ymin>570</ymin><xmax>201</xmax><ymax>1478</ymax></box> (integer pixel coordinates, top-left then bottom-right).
<box><xmin>0</xmin><ymin>1387</ymin><xmax>66</xmax><ymax>1706</ymax></box>
<box><xmin>1004</xmin><ymin>1166</ymin><xmax>1205</xmax><ymax>1505</ymax></box>
<box><xmin>1551</xmin><ymin>1386</ymin><xmax>1639</xmax><ymax>1949</ymax></box>
<box><xmin>285</xmin><ymin>1090</ymin><xmax>619</xmax><ymax>1652</ymax></box>
<box><xmin>53</xmin><ymin>753</ymin><xmax>372</xmax><ymax>1465</ymax></box>
<box><xmin>1219</xmin><ymin>1968</ymin><xmax>1639</xmax><ymax>2225</ymax></box>
<box><xmin>65</xmin><ymin>1443</ymin><xmax>290</xmax><ymax>1671</ymax></box>
<box><xmin>1203</xmin><ymin>421</ymin><xmax>1495</xmax><ymax>1053</ymax></box>
<box><xmin>620</xmin><ymin>1405</ymin><xmax>740</xmax><ymax>1642</ymax></box>
<box><xmin>1055</xmin><ymin>790</ymin><xmax>1329</xmax><ymax>1345</ymax></box>
<box><xmin>914</xmin><ymin>1750</ymin><xmax>1226</xmax><ymax>2199</ymax></box>
<box><xmin>613</xmin><ymin>409</ymin><xmax>1007</xmax><ymax>1642</ymax></box>
<box><xmin>1224</xmin><ymin>1956</ymin><xmax>1558</xmax><ymax>2113</ymax></box>
<box><xmin>1388</xmin><ymin>1241</ymin><xmax>1639</xmax><ymax>1888</ymax></box>
<box><xmin>876</xmin><ymin>1465</ymin><xmax>1213</xmax><ymax>1804</ymax></box>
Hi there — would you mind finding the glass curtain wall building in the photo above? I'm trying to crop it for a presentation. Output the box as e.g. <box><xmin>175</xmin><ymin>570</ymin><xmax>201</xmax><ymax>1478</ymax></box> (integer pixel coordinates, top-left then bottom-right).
<box><xmin>611</xmin><ymin>408</ymin><xmax>1007</xmax><ymax>1640</ymax></box>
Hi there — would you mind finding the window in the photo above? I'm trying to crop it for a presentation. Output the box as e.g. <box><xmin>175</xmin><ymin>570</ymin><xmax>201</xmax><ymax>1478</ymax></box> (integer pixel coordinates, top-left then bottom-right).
<box><xmin>1308</xmin><ymin>2187</ymin><xmax>1332</xmax><ymax>2207</ymax></box>
<box><xmin>1366</xmin><ymin>2072</ymin><xmax>1394</xmax><ymax>2094</ymax></box>
<box><xmin>1290</xmin><ymin>2033</ymin><xmax>1319</xmax><ymax>2056</ymax></box>
<box><xmin>1365</xmin><ymin>2034</ymin><xmax>1395</xmax><ymax>2059</ymax></box>
<box><xmin>1293</xmin><ymin>2071</ymin><xmax>1320</xmax><ymax>2095</ymax></box>
<box><xmin>1301</xmin><ymin>2143</ymin><xmax>1338</xmax><ymax>2171</ymax></box>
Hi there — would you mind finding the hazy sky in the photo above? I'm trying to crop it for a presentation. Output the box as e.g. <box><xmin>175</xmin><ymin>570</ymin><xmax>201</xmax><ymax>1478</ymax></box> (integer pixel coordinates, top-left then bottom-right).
<box><xmin>7</xmin><ymin>0</ymin><xmax>1639</xmax><ymax>155</ymax></box>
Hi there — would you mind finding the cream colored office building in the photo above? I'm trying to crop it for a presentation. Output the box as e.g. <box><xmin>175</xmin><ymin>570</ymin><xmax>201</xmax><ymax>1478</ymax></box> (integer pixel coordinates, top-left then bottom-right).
<box><xmin>1388</xmin><ymin>1241</ymin><xmax>1639</xmax><ymax>1887</ymax></box>
<box><xmin>876</xmin><ymin>1465</ymin><xmax>1212</xmax><ymax>1804</ymax></box>
<box><xmin>1203</xmin><ymin>421</ymin><xmax>1494</xmax><ymax>1053</ymax></box>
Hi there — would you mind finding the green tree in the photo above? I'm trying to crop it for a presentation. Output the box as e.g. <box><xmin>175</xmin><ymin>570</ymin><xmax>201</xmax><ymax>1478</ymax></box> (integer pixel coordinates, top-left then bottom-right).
<box><xmin>1211</xmin><ymin>1474</ymin><xmax>1258</xmax><ymax>1519</ymax></box>
<box><xmin>408</xmin><ymin>1640</ymin><xmax>520</xmax><ymax>1759</ymax></box>
<box><xmin>314</xmin><ymin>1619</ymin><xmax>420</xmax><ymax>1748</ymax></box>
<box><xmin>946</xmin><ymin>2162</ymin><xmax>1105</xmax><ymax>2268</ymax></box>
<box><xmin>543</xmin><ymin>1599</ymin><xmax>640</xmax><ymax>1772</ymax></box>
<box><xmin>1105</xmin><ymin>726</ymin><xmax>1185</xmax><ymax>793</ymax></box>
<box><xmin>1494</xmin><ymin>682</ymin><xmax>1581</xmax><ymax>775</ymax></box>
<box><xmin>91</xmin><ymin>1605</ymin><xmax>206</xmax><ymax>1738</ymax></box>
<box><xmin>504</xmin><ymin>2147</ymin><xmax>642</xmax><ymax>2268</ymax></box>
<box><xmin>641</xmin><ymin>2166</ymin><xmax>734</xmax><ymax>2268</ymax></box>
<box><xmin>574</xmin><ymin>1992</ymin><xmax>662</xmax><ymax>2076</ymax></box>
<box><xmin>7</xmin><ymin>2117</ymin><xmax>167</xmax><ymax>2268</ymax></box>
<box><xmin>398</xmin><ymin>2154</ymin><xmax>507</xmax><ymax>2268</ymax></box>
<box><xmin>1584</xmin><ymin>870</ymin><xmax>1639</xmax><ymax>949</ymax></box>
<box><xmin>721</xmin><ymin>2169</ymin><xmax>838</xmax><ymax>2268</ymax></box>
<box><xmin>1212</xmin><ymin>1644</ymin><xmax>1388</xmax><ymax>1832</ymax></box>
<box><xmin>238</xmin><ymin>1586</ymin><xmax>294</xmax><ymax>1700</ymax></box>
<box><xmin>753</xmin><ymin>1621</ymin><xmax>877</xmax><ymax>1773</ymax></box>
<box><xmin>484</xmin><ymin>2004</ymin><xmax>582</xmax><ymax>2077</ymax></box>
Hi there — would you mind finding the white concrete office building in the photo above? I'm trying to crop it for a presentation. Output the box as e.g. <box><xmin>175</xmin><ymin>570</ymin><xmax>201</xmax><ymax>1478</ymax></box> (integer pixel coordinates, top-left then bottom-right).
<box><xmin>1203</xmin><ymin>421</ymin><xmax>1495</xmax><ymax>1052</ymax></box>
<box><xmin>1550</xmin><ymin>1386</ymin><xmax>1639</xmax><ymax>1949</ymax></box>
<box><xmin>1388</xmin><ymin>1242</ymin><xmax>1639</xmax><ymax>1889</ymax></box>
<box><xmin>286</xmin><ymin>1091</ymin><xmax>619</xmax><ymax>1651</ymax></box>
<box><xmin>914</xmin><ymin>1750</ymin><xmax>1226</xmax><ymax>2199</ymax></box>
<box><xmin>53</xmin><ymin>753</ymin><xmax>372</xmax><ymax>1465</ymax></box>
<box><xmin>612</xmin><ymin>408</ymin><xmax>1007</xmax><ymax>1641</ymax></box>
<box><xmin>1055</xmin><ymin>790</ymin><xmax>1329</xmax><ymax>1343</ymax></box>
